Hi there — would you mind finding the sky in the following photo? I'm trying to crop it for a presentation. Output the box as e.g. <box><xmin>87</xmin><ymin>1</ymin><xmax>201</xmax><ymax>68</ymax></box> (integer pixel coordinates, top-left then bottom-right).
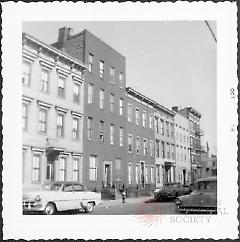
<box><xmin>22</xmin><ymin>21</ymin><xmax>217</xmax><ymax>154</ymax></box>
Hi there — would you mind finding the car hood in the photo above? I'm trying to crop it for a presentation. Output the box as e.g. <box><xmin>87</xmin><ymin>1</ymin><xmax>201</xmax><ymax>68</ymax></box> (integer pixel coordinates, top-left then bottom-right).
<box><xmin>23</xmin><ymin>191</ymin><xmax>60</xmax><ymax>200</ymax></box>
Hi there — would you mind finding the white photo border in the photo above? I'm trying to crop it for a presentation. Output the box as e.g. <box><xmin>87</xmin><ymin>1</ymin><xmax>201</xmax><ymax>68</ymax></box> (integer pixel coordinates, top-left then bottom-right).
<box><xmin>2</xmin><ymin>1</ymin><xmax>238</xmax><ymax>240</ymax></box>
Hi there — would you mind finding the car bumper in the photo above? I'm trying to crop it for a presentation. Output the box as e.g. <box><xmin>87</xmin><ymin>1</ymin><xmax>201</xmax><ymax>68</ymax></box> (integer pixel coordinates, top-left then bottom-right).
<box><xmin>177</xmin><ymin>206</ymin><xmax>217</xmax><ymax>214</ymax></box>
<box><xmin>22</xmin><ymin>200</ymin><xmax>45</xmax><ymax>212</ymax></box>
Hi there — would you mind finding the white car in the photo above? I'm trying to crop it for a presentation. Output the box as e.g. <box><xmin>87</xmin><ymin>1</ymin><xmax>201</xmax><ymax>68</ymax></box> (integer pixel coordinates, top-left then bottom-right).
<box><xmin>23</xmin><ymin>181</ymin><xmax>102</xmax><ymax>215</ymax></box>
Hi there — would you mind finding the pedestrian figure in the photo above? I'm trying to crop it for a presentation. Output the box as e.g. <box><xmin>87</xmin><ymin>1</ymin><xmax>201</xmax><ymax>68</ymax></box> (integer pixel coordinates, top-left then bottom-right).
<box><xmin>122</xmin><ymin>189</ymin><xmax>126</xmax><ymax>203</ymax></box>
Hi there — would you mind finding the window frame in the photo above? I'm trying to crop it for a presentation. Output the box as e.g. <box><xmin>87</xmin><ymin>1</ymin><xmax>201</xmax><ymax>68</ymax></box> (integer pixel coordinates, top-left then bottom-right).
<box><xmin>38</xmin><ymin>107</ymin><xmax>48</xmax><ymax>134</ymax></box>
<box><xmin>40</xmin><ymin>68</ymin><xmax>50</xmax><ymax>93</ymax></box>
<box><xmin>56</xmin><ymin>112</ymin><xmax>65</xmax><ymax>137</ymax></box>
<box><xmin>22</xmin><ymin>61</ymin><xmax>31</xmax><ymax>86</ymax></box>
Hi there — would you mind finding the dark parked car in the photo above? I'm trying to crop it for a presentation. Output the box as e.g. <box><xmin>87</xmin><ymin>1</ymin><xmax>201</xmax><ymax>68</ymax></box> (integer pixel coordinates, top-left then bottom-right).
<box><xmin>175</xmin><ymin>176</ymin><xmax>217</xmax><ymax>214</ymax></box>
<box><xmin>153</xmin><ymin>182</ymin><xmax>191</xmax><ymax>201</ymax></box>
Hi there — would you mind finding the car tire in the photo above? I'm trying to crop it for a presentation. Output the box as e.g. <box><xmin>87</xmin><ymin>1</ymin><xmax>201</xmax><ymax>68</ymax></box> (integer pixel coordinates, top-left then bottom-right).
<box><xmin>85</xmin><ymin>202</ymin><xmax>94</xmax><ymax>213</ymax></box>
<box><xmin>44</xmin><ymin>203</ymin><xmax>57</xmax><ymax>215</ymax></box>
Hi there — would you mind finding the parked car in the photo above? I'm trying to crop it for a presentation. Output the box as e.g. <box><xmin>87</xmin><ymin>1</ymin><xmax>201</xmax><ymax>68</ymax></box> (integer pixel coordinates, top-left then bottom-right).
<box><xmin>153</xmin><ymin>182</ymin><xmax>191</xmax><ymax>201</ymax></box>
<box><xmin>175</xmin><ymin>176</ymin><xmax>217</xmax><ymax>214</ymax></box>
<box><xmin>23</xmin><ymin>181</ymin><xmax>102</xmax><ymax>215</ymax></box>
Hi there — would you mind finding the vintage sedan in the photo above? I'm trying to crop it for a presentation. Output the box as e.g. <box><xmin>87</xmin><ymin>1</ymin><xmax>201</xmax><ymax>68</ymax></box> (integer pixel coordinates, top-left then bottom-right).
<box><xmin>175</xmin><ymin>176</ymin><xmax>217</xmax><ymax>214</ymax></box>
<box><xmin>153</xmin><ymin>182</ymin><xmax>191</xmax><ymax>201</ymax></box>
<box><xmin>23</xmin><ymin>181</ymin><xmax>102</xmax><ymax>215</ymax></box>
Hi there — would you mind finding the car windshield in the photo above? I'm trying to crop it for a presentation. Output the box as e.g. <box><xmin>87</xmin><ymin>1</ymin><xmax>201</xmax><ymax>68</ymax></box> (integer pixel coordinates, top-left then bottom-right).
<box><xmin>163</xmin><ymin>183</ymin><xmax>180</xmax><ymax>188</ymax></box>
<box><xmin>41</xmin><ymin>183</ymin><xmax>63</xmax><ymax>191</ymax></box>
<box><xmin>195</xmin><ymin>180</ymin><xmax>217</xmax><ymax>191</ymax></box>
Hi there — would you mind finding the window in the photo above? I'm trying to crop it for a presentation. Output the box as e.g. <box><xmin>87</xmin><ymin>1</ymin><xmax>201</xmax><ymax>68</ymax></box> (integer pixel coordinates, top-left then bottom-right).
<box><xmin>170</xmin><ymin>123</ymin><xmax>174</xmax><ymax>137</ymax></box>
<box><xmin>135</xmin><ymin>108</ymin><xmax>140</xmax><ymax>125</ymax></box>
<box><xmin>73</xmin><ymin>82</ymin><xmax>81</xmax><ymax>103</ymax></box>
<box><xmin>149</xmin><ymin>115</ymin><xmax>153</xmax><ymax>129</ymax></box>
<box><xmin>110</xmin><ymin>124</ymin><xmax>114</xmax><ymax>145</ymax></box>
<box><xmin>155</xmin><ymin>140</ymin><xmax>160</xmax><ymax>158</ymax></box>
<box><xmin>154</xmin><ymin>116</ymin><xmax>159</xmax><ymax>133</ymax></box>
<box><xmin>99</xmin><ymin>89</ymin><xmax>104</xmax><ymax>109</ymax></box>
<box><xmin>119</xmin><ymin>72</ymin><xmax>124</xmax><ymax>88</ymax></box>
<box><xmin>110</xmin><ymin>94</ymin><xmax>114</xmax><ymax>112</ymax></box>
<box><xmin>119</xmin><ymin>127</ymin><xmax>124</xmax><ymax>146</ymax></box>
<box><xmin>72</xmin><ymin>158</ymin><xmax>79</xmax><ymax>182</ymax></box>
<box><xmin>119</xmin><ymin>98</ymin><xmax>124</xmax><ymax>116</ymax></box>
<box><xmin>142</xmin><ymin>111</ymin><xmax>147</xmax><ymax>127</ymax></box>
<box><xmin>156</xmin><ymin>164</ymin><xmax>160</xmax><ymax>184</ymax></box>
<box><xmin>22</xmin><ymin>61</ymin><xmax>31</xmax><ymax>86</ymax></box>
<box><xmin>167</xmin><ymin>143</ymin><xmax>170</xmax><ymax>159</ymax></box>
<box><xmin>128</xmin><ymin>163</ymin><xmax>133</xmax><ymax>184</ymax></box>
<box><xmin>72</xmin><ymin>117</ymin><xmax>80</xmax><ymax>140</ymax></box>
<box><xmin>150</xmin><ymin>140</ymin><xmax>154</xmax><ymax>157</ymax></box>
<box><xmin>57</xmin><ymin>113</ymin><xmax>64</xmax><ymax>137</ymax></box>
<box><xmin>160</xmin><ymin>119</ymin><xmax>164</xmax><ymax>135</ymax></box>
<box><xmin>59</xmin><ymin>157</ymin><xmax>66</xmax><ymax>181</ymax></box>
<box><xmin>143</xmin><ymin>139</ymin><xmax>148</xmax><ymax>155</ymax></box>
<box><xmin>38</xmin><ymin>108</ymin><xmax>47</xmax><ymax>133</ymax></box>
<box><xmin>22</xmin><ymin>103</ymin><xmax>28</xmax><ymax>130</ymax></box>
<box><xmin>88</xmin><ymin>53</ymin><xmax>93</xmax><ymax>72</ymax></box>
<box><xmin>166</xmin><ymin>121</ymin><xmax>169</xmax><ymax>137</ymax></box>
<box><xmin>150</xmin><ymin>166</ymin><xmax>154</xmax><ymax>183</ymax></box>
<box><xmin>127</xmin><ymin>104</ymin><xmax>132</xmax><ymax>122</ymax></box>
<box><xmin>99</xmin><ymin>60</ymin><xmax>104</xmax><ymax>78</ymax></box>
<box><xmin>89</xmin><ymin>156</ymin><xmax>97</xmax><ymax>181</ymax></box>
<box><xmin>116</xmin><ymin>159</ymin><xmax>121</xmax><ymax>180</ymax></box>
<box><xmin>136</xmin><ymin>137</ymin><xmax>141</xmax><ymax>154</ymax></box>
<box><xmin>88</xmin><ymin>83</ymin><xmax>94</xmax><ymax>104</ymax></box>
<box><xmin>99</xmin><ymin>121</ymin><xmax>104</xmax><ymax>142</ymax></box>
<box><xmin>32</xmin><ymin>154</ymin><xmax>41</xmax><ymax>182</ymax></box>
<box><xmin>128</xmin><ymin>134</ymin><xmax>133</xmax><ymax>152</ymax></box>
<box><xmin>136</xmin><ymin>165</ymin><xmax>140</xmax><ymax>184</ymax></box>
<box><xmin>145</xmin><ymin>165</ymin><xmax>149</xmax><ymax>183</ymax></box>
<box><xmin>58</xmin><ymin>76</ymin><xmax>65</xmax><ymax>97</ymax></box>
<box><xmin>171</xmin><ymin>144</ymin><xmax>175</xmax><ymax>160</ymax></box>
<box><xmin>161</xmin><ymin>141</ymin><xmax>165</xmax><ymax>158</ymax></box>
<box><xmin>110</xmin><ymin>66</ymin><xmax>115</xmax><ymax>84</ymax></box>
<box><xmin>190</xmin><ymin>137</ymin><xmax>194</xmax><ymax>147</ymax></box>
<box><xmin>87</xmin><ymin>117</ymin><xmax>93</xmax><ymax>140</ymax></box>
<box><xmin>40</xmin><ymin>69</ymin><xmax>49</xmax><ymax>93</ymax></box>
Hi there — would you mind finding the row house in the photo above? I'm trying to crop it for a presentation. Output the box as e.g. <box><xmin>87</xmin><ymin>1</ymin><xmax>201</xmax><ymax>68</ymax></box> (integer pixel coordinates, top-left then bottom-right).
<box><xmin>22</xmin><ymin>33</ymin><xmax>86</xmax><ymax>192</ymax></box>
<box><xmin>52</xmin><ymin>27</ymin><xmax>127</xmax><ymax>191</ymax></box>
<box><xmin>154</xmin><ymin>103</ymin><xmax>176</xmax><ymax>187</ymax></box>
<box><xmin>126</xmin><ymin>87</ymin><xmax>155</xmax><ymax>189</ymax></box>
<box><xmin>173</xmin><ymin>111</ymin><xmax>191</xmax><ymax>185</ymax></box>
<box><xmin>172</xmin><ymin>106</ymin><xmax>203</xmax><ymax>183</ymax></box>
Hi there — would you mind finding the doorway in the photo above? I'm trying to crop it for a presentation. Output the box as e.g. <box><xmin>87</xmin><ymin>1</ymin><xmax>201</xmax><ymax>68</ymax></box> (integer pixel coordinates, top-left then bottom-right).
<box><xmin>104</xmin><ymin>163</ymin><xmax>112</xmax><ymax>188</ymax></box>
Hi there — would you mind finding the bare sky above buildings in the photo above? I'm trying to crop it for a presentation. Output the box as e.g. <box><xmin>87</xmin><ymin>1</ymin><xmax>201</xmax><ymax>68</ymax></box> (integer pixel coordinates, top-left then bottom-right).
<box><xmin>22</xmin><ymin>21</ymin><xmax>217</xmax><ymax>154</ymax></box>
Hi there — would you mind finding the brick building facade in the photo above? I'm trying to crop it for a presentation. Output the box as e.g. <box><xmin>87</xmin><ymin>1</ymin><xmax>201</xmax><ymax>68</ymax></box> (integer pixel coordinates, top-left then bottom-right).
<box><xmin>52</xmin><ymin>28</ymin><xmax>127</xmax><ymax>191</ymax></box>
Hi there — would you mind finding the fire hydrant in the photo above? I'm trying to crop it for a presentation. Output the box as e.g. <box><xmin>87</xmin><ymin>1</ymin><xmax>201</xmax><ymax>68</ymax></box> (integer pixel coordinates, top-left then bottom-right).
<box><xmin>122</xmin><ymin>190</ymin><xmax>126</xmax><ymax>203</ymax></box>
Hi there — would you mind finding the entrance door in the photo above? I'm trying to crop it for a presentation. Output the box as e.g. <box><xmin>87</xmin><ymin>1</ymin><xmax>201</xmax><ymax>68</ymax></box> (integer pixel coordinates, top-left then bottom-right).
<box><xmin>140</xmin><ymin>162</ymin><xmax>145</xmax><ymax>187</ymax></box>
<box><xmin>46</xmin><ymin>163</ymin><xmax>54</xmax><ymax>181</ymax></box>
<box><xmin>104</xmin><ymin>164</ymin><xmax>111</xmax><ymax>188</ymax></box>
<box><xmin>183</xmin><ymin>170</ymin><xmax>186</xmax><ymax>185</ymax></box>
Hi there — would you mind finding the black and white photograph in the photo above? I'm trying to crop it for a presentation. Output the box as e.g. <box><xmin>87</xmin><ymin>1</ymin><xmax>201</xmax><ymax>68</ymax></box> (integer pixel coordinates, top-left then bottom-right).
<box><xmin>2</xmin><ymin>2</ymin><xmax>238</xmax><ymax>240</ymax></box>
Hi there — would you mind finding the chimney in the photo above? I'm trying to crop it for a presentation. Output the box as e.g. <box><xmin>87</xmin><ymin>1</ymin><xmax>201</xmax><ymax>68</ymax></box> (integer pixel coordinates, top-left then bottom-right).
<box><xmin>172</xmin><ymin>106</ymin><xmax>179</xmax><ymax>112</ymax></box>
<box><xmin>57</xmin><ymin>27</ymin><xmax>73</xmax><ymax>44</ymax></box>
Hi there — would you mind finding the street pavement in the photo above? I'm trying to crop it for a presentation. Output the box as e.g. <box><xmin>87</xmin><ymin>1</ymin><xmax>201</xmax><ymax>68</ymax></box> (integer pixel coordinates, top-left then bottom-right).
<box><xmin>61</xmin><ymin>196</ymin><xmax>177</xmax><ymax>215</ymax></box>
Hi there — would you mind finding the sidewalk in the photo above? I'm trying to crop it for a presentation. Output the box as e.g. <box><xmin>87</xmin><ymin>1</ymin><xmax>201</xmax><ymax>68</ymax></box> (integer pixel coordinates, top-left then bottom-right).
<box><xmin>99</xmin><ymin>196</ymin><xmax>153</xmax><ymax>207</ymax></box>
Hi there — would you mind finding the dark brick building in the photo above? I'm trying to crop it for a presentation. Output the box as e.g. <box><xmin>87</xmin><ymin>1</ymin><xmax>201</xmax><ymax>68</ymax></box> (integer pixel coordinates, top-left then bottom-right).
<box><xmin>53</xmin><ymin>27</ymin><xmax>127</xmax><ymax>190</ymax></box>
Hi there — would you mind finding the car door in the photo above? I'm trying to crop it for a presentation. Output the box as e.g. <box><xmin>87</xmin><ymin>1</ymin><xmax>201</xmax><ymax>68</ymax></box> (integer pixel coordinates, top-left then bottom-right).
<box><xmin>57</xmin><ymin>183</ymin><xmax>75</xmax><ymax>211</ymax></box>
<box><xmin>188</xmin><ymin>180</ymin><xmax>217</xmax><ymax>208</ymax></box>
<box><xmin>72</xmin><ymin>183</ymin><xmax>86</xmax><ymax>209</ymax></box>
